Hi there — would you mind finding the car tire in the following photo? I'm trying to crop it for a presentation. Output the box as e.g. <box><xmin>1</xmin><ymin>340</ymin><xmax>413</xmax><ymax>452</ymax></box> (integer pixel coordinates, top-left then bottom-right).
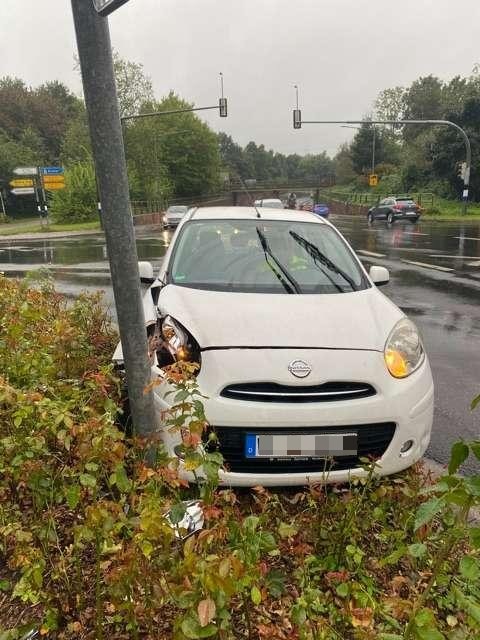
<box><xmin>387</xmin><ymin>212</ymin><xmax>395</xmax><ymax>225</ymax></box>
<box><xmin>410</xmin><ymin>216</ymin><xmax>419</xmax><ymax>224</ymax></box>
<box><xmin>367</xmin><ymin>212</ymin><xmax>374</xmax><ymax>224</ymax></box>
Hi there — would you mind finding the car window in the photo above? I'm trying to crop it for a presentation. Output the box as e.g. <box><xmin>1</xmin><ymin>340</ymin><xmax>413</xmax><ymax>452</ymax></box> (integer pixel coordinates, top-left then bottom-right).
<box><xmin>379</xmin><ymin>198</ymin><xmax>388</xmax><ymax>205</ymax></box>
<box><xmin>169</xmin><ymin>219</ymin><xmax>368</xmax><ymax>294</ymax></box>
<box><xmin>168</xmin><ymin>206</ymin><xmax>188</xmax><ymax>213</ymax></box>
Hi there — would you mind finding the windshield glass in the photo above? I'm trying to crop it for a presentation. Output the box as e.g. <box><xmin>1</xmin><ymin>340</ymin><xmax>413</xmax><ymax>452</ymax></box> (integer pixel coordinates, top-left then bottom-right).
<box><xmin>168</xmin><ymin>206</ymin><xmax>188</xmax><ymax>214</ymax></box>
<box><xmin>169</xmin><ymin>219</ymin><xmax>367</xmax><ymax>294</ymax></box>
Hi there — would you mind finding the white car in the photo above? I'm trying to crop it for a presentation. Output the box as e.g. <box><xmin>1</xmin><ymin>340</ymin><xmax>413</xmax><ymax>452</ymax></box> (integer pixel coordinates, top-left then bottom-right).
<box><xmin>116</xmin><ymin>206</ymin><xmax>434</xmax><ymax>487</ymax></box>
<box><xmin>163</xmin><ymin>205</ymin><xmax>189</xmax><ymax>228</ymax></box>
<box><xmin>254</xmin><ymin>198</ymin><xmax>284</xmax><ymax>209</ymax></box>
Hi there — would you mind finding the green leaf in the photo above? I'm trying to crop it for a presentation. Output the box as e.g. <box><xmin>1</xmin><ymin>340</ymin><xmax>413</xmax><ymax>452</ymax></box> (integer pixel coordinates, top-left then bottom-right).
<box><xmin>377</xmin><ymin>635</ymin><xmax>404</xmax><ymax>640</ymax></box>
<box><xmin>454</xmin><ymin>586</ymin><xmax>480</xmax><ymax>624</ymax></box>
<box><xmin>181</xmin><ymin>615</ymin><xmax>217</xmax><ymax>639</ymax></box>
<box><xmin>266</xmin><ymin>569</ymin><xmax>286</xmax><ymax>598</ymax></box>
<box><xmin>408</xmin><ymin>543</ymin><xmax>427</xmax><ymax>558</ymax></box>
<box><xmin>278</xmin><ymin>521</ymin><xmax>298</xmax><ymax>539</ymax></box>
<box><xmin>65</xmin><ymin>485</ymin><xmax>81</xmax><ymax>509</ymax></box>
<box><xmin>416</xmin><ymin>629</ymin><xmax>445</xmax><ymax>640</ymax></box>
<box><xmin>169</xmin><ymin>502</ymin><xmax>187</xmax><ymax>525</ymax></box>
<box><xmin>469</xmin><ymin>527</ymin><xmax>480</xmax><ymax>548</ymax></box>
<box><xmin>470</xmin><ymin>441</ymin><xmax>480</xmax><ymax>461</ymax></box>
<box><xmin>250</xmin><ymin>586</ymin><xmax>261</xmax><ymax>605</ymax></box>
<box><xmin>471</xmin><ymin>394</ymin><xmax>480</xmax><ymax>411</ymax></box>
<box><xmin>114</xmin><ymin>464</ymin><xmax>131</xmax><ymax>493</ymax></box>
<box><xmin>243</xmin><ymin>515</ymin><xmax>260</xmax><ymax>534</ymax></box>
<box><xmin>336</xmin><ymin>583</ymin><xmax>349</xmax><ymax>598</ymax></box>
<box><xmin>79</xmin><ymin>473</ymin><xmax>97</xmax><ymax>488</ymax></box>
<box><xmin>459</xmin><ymin>556</ymin><xmax>480</xmax><ymax>581</ymax></box>
<box><xmin>464</xmin><ymin>476</ymin><xmax>480</xmax><ymax>496</ymax></box>
<box><xmin>0</xmin><ymin>579</ymin><xmax>10</xmax><ymax>592</ymax></box>
<box><xmin>448</xmin><ymin>441</ymin><xmax>469</xmax><ymax>474</ymax></box>
<box><xmin>414</xmin><ymin>497</ymin><xmax>444</xmax><ymax>531</ymax></box>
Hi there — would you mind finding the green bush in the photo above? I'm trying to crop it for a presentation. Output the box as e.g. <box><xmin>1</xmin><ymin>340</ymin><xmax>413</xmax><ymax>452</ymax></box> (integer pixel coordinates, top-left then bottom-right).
<box><xmin>49</xmin><ymin>162</ymin><xmax>97</xmax><ymax>223</ymax></box>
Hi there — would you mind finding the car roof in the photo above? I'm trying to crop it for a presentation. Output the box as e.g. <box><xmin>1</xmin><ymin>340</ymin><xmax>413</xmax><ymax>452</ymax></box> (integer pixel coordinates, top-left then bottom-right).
<box><xmin>255</xmin><ymin>198</ymin><xmax>282</xmax><ymax>203</ymax></box>
<box><xmin>188</xmin><ymin>206</ymin><xmax>325</xmax><ymax>224</ymax></box>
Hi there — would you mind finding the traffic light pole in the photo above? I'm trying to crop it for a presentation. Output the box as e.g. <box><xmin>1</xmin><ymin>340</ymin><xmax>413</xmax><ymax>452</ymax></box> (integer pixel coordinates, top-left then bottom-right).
<box><xmin>71</xmin><ymin>0</ymin><xmax>157</xmax><ymax>440</ymax></box>
<box><xmin>295</xmin><ymin>115</ymin><xmax>471</xmax><ymax>214</ymax></box>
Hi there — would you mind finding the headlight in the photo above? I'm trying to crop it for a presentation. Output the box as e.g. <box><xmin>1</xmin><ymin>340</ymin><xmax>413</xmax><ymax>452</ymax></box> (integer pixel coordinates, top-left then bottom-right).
<box><xmin>384</xmin><ymin>318</ymin><xmax>424</xmax><ymax>378</ymax></box>
<box><xmin>160</xmin><ymin>315</ymin><xmax>200</xmax><ymax>366</ymax></box>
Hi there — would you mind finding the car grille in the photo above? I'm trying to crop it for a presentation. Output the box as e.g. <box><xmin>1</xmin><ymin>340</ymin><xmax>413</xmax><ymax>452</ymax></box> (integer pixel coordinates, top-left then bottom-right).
<box><xmin>220</xmin><ymin>381</ymin><xmax>376</xmax><ymax>403</ymax></box>
<box><xmin>207</xmin><ymin>423</ymin><xmax>396</xmax><ymax>474</ymax></box>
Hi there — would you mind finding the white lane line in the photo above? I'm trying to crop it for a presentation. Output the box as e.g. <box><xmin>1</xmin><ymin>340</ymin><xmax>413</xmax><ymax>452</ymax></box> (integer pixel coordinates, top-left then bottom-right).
<box><xmin>356</xmin><ymin>249</ymin><xmax>386</xmax><ymax>258</ymax></box>
<box><xmin>467</xmin><ymin>261</ymin><xmax>480</xmax><ymax>267</ymax></box>
<box><xmin>452</xmin><ymin>236</ymin><xmax>480</xmax><ymax>241</ymax></box>
<box><xmin>429</xmin><ymin>255</ymin><xmax>480</xmax><ymax>259</ymax></box>
<box><xmin>402</xmin><ymin>232</ymin><xmax>430</xmax><ymax>236</ymax></box>
<box><xmin>401</xmin><ymin>259</ymin><xmax>454</xmax><ymax>272</ymax></box>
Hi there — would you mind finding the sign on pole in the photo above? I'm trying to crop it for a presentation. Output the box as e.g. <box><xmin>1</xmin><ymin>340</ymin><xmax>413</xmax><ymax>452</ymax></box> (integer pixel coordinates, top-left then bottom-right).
<box><xmin>42</xmin><ymin>166</ymin><xmax>64</xmax><ymax>175</ymax></box>
<box><xmin>43</xmin><ymin>183</ymin><xmax>65</xmax><ymax>191</ymax></box>
<box><xmin>92</xmin><ymin>0</ymin><xmax>130</xmax><ymax>17</ymax></box>
<box><xmin>13</xmin><ymin>167</ymin><xmax>38</xmax><ymax>176</ymax></box>
<box><xmin>11</xmin><ymin>187</ymin><xmax>35</xmax><ymax>196</ymax></box>
<box><xmin>368</xmin><ymin>174</ymin><xmax>378</xmax><ymax>187</ymax></box>
<box><xmin>43</xmin><ymin>175</ymin><xmax>65</xmax><ymax>184</ymax></box>
<box><xmin>10</xmin><ymin>178</ymin><xmax>34</xmax><ymax>188</ymax></box>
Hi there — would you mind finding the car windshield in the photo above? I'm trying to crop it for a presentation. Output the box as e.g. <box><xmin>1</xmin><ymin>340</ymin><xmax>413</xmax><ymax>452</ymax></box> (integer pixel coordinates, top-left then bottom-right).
<box><xmin>258</xmin><ymin>200</ymin><xmax>283</xmax><ymax>209</ymax></box>
<box><xmin>169</xmin><ymin>219</ymin><xmax>367</xmax><ymax>294</ymax></box>
<box><xmin>396</xmin><ymin>199</ymin><xmax>415</xmax><ymax>205</ymax></box>
<box><xmin>168</xmin><ymin>206</ymin><xmax>188</xmax><ymax>214</ymax></box>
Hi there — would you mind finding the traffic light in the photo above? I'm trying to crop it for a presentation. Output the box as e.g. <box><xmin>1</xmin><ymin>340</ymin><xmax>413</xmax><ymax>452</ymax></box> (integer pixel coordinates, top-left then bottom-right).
<box><xmin>458</xmin><ymin>162</ymin><xmax>467</xmax><ymax>180</ymax></box>
<box><xmin>219</xmin><ymin>97</ymin><xmax>228</xmax><ymax>117</ymax></box>
<box><xmin>293</xmin><ymin>109</ymin><xmax>302</xmax><ymax>129</ymax></box>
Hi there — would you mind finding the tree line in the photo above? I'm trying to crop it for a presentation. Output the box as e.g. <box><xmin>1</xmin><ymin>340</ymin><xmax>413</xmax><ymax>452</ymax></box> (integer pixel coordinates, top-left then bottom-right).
<box><xmin>0</xmin><ymin>55</ymin><xmax>334</xmax><ymax>222</ymax></box>
<box><xmin>336</xmin><ymin>70</ymin><xmax>480</xmax><ymax>200</ymax></box>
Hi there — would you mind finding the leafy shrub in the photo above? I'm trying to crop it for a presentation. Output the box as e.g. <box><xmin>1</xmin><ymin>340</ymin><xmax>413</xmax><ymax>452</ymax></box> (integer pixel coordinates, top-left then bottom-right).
<box><xmin>0</xmin><ymin>274</ymin><xmax>479</xmax><ymax>639</ymax></box>
<box><xmin>49</xmin><ymin>162</ymin><xmax>97</xmax><ymax>223</ymax></box>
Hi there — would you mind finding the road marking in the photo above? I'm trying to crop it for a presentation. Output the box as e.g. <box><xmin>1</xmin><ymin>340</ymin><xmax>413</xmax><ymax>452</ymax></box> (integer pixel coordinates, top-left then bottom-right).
<box><xmin>356</xmin><ymin>249</ymin><xmax>386</xmax><ymax>258</ymax></box>
<box><xmin>467</xmin><ymin>261</ymin><xmax>480</xmax><ymax>267</ymax></box>
<box><xmin>429</xmin><ymin>255</ymin><xmax>480</xmax><ymax>259</ymax></box>
<box><xmin>401</xmin><ymin>259</ymin><xmax>454</xmax><ymax>272</ymax></box>
<box><xmin>452</xmin><ymin>236</ymin><xmax>480</xmax><ymax>241</ymax></box>
<box><xmin>402</xmin><ymin>231</ymin><xmax>429</xmax><ymax>236</ymax></box>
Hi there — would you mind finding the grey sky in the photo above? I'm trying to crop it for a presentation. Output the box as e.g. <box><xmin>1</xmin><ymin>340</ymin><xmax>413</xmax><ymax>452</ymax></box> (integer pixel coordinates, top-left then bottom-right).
<box><xmin>1</xmin><ymin>0</ymin><xmax>479</xmax><ymax>157</ymax></box>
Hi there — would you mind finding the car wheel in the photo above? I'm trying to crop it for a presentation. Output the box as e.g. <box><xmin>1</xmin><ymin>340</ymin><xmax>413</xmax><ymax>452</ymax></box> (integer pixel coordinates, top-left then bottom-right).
<box><xmin>410</xmin><ymin>216</ymin><xmax>419</xmax><ymax>224</ymax></box>
<box><xmin>387</xmin><ymin>212</ymin><xmax>395</xmax><ymax>225</ymax></box>
<box><xmin>367</xmin><ymin>212</ymin><xmax>374</xmax><ymax>224</ymax></box>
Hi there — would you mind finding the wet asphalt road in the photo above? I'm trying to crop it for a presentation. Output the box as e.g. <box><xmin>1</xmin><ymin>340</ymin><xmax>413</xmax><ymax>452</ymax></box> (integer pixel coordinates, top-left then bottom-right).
<box><xmin>1</xmin><ymin>215</ymin><xmax>479</xmax><ymax>473</ymax></box>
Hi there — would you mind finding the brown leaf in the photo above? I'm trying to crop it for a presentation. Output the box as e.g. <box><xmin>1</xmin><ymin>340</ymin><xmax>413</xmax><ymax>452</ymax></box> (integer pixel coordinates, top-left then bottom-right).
<box><xmin>350</xmin><ymin>605</ymin><xmax>374</xmax><ymax>628</ymax></box>
<box><xmin>198</xmin><ymin>597</ymin><xmax>216</xmax><ymax>627</ymax></box>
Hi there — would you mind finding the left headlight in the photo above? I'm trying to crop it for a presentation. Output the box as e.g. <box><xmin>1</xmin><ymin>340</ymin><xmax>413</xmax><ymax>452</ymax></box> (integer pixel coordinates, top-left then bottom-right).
<box><xmin>160</xmin><ymin>315</ymin><xmax>201</xmax><ymax>366</ymax></box>
<box><xmin>384</xmin><ymin>318</ymin><xmax>425</xmax><ymax>379</ymax></box>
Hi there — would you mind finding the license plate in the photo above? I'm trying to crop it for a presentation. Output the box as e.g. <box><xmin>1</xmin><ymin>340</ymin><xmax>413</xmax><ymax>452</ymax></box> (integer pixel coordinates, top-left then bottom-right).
<box><xmin>245</xmin><ymin>433</ymin><xmax>357</xmax><ymax>459</ymax></box>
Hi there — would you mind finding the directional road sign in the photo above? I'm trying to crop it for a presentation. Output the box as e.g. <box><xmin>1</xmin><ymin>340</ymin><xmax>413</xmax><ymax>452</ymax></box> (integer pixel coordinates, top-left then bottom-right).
<box><xmin>42</xmin><ymin>166</ymin><xmax>64</xmax><ymax>175</ymax></box>
<box><xmin>42</xmin><ymin>175</ymin><xmax>65</xmax><ymax>184</ymax></box>
<box><xmin>43</xmin><ymin>183</ymin><xmax>65</xmax><ymax>191</ymax></box>
<box><xmin>11</xmin><ymin>187</ymin><xmax>35</xmax><ymax>196</ymax></box>
<box><xmin>92</xmin><ymin>0</ymin><xmax>130</xmax><ymax>17</ymax></box>
<box><xmin>10</xmin><ymin>178</ymin><xmax>34</xmax><ymax>188</ymax></box>
<box><xmin>369</xmin><ymin>174</ymin><xmax>378</xmax><ymax>187</ymax></box>
<box><xmin>13</xmin><ymin>167</ymin><xmax>38</xmax><ymax>176</ymax></box>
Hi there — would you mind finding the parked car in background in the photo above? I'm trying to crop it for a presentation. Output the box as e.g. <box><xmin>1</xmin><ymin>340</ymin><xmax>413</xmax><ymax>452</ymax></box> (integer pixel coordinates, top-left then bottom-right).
<box><xmin>163</xmin><ymin>205</ymin><xmax>189</xmax><ymax>228</ymax></box>
<box><xmin>368</xmin><ymin>197</ymin><xmax>421</xmax><ymax>224</ymax></box>
<box><xmin>313</xmin><ymin>203</ymin><xmax>330</xmax><ymax>218</ymax></box>
<box><xmin>115</xmin><ymin>206</ymin><xmax>433</xmax><ymax>487</ymax></box>
<box><xmin>254</xmin><ymin>198</ymin><xmax>284</xmax><ymax>209</ymax></box>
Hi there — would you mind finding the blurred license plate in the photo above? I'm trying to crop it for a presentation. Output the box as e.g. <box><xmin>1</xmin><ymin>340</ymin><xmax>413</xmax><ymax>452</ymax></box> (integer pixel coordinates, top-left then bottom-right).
<box><xmin>245</xmin><ymin>433</ymin><xmax>357</xmax><ymax>458</ymax></box>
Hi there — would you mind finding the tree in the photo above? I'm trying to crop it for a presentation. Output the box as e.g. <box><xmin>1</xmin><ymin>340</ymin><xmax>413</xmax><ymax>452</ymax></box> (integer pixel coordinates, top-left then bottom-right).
<box><xmin>333</xmin><ymin>143</ymin><xmax>356</xmax><ymax>184</ymax></box>
<box><xmin>350</xmin><ymin>123</ymin><xmax>385</xmax><ymax>174</ymax></box>
<box><xmin>403</xmin><ymin>75</ymin><xmax>443</xmax><ymax>142</ymax></box>
<box><xmin>60</xmin><ymin>110</ymin><xmax>92</xmax><ymax>165</ymax></box>
<box><xmin>218</xmin><ymin>132</ymin><xmax>253</xmax><ymax>180</ymax></box>
<box><xmin>374</xmin><ymin>87</ymin><xmax>406</xmax><ymax>122</ymax></box>
<box><xmin>113</xmin><ymin>53</ymin><xmax>154</xmax><ymax>118</ymax></box>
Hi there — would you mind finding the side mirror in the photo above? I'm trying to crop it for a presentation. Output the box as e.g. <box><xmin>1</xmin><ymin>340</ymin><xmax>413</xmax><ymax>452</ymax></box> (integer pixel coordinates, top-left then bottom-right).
<box><xmin>369</xmin><ymin>265</ymin><xmax>389</xmax><ymax>286</ymax></box>
<box><xmin>139</xmin><ymin>261</ymin><xmax>155</xmax><ymax>285</ymax></box>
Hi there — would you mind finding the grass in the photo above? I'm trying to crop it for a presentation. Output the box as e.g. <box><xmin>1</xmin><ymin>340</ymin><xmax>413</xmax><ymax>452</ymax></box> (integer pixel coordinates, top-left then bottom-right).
<box><xmin>0</xmin><ymin>217</ymin><xmax>101</xmax><ymax>236</ymax></box>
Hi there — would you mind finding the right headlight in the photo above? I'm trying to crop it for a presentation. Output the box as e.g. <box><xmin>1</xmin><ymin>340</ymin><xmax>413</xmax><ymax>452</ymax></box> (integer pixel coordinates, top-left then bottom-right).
<box><xmin>384</xmin><ymin>318</ymin><xmax>425</xmax><ymax>379</ymax></box>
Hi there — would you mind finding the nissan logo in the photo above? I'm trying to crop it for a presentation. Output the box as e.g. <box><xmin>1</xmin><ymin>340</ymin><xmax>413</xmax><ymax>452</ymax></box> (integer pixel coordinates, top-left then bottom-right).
<box><xmin>288</xmin><ymin>359</ymin><xmax>312</xmax><ymax>378</ymax></box>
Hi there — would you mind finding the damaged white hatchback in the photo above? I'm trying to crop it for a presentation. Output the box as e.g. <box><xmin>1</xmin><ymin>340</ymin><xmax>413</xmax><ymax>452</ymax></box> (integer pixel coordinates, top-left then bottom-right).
<box><xmin>113</xmin><ymin>206</ymin><xmax>434</xmax><ymax>487</ymax></box>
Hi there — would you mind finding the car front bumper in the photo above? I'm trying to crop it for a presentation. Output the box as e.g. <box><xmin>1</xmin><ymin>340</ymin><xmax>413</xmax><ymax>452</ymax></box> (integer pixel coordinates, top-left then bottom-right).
<box><xmin>152</xmin><ymin>348</ymin><xmax>434</xmax><ymax>486</ymax></box>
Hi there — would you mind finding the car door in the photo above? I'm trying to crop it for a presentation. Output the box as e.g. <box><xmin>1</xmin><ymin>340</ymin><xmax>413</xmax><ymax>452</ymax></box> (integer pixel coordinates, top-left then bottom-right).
<box><xmin>374</xmin><ymin>198</ymin><xmax>388</xmax><ymax>218</ymax></box>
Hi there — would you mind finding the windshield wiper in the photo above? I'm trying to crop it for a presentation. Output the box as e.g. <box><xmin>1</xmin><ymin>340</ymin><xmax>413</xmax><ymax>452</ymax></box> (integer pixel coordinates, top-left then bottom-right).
<box><xmin>256</xmin><ymin>227</ymin><xmax>301</xmax><ymax>294</ymax></box>
<box><xmin>289</xmin><ymin>230</ymin><xmax>358</xmax><ymax>292</ymax></box>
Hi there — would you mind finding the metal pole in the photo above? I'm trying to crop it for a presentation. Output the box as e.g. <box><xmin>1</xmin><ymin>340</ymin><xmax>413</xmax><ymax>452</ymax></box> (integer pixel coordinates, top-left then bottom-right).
<box><xmin>71</xmin><ymin>0</ymin><xmax>157</xmax><ymax>439</ymax></box>
<box><xmin>0</xmin><ymin>189</ymin><xmax>6</xmax><ymax>219</ymax></box>
<box><xmin>299</xmin><ymin>118</ymin><xmax>471</xmax><ymax>214</ymax></box>
<box><xmin>371</xmin><ymin>125</ymin><xmax>376</xmax><ymax>174</ymax></box>
<box><xmin>121</xmin><ymin>104</ymin><xmax>220</xmax><ymax>123</ymax></box>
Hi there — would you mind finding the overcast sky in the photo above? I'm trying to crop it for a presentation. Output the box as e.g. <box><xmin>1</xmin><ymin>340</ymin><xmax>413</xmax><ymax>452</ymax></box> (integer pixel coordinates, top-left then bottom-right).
<box><xmin>1</xmin><ymin>0</ymin><xmax>479</xmax><ymax>157</ymax></box>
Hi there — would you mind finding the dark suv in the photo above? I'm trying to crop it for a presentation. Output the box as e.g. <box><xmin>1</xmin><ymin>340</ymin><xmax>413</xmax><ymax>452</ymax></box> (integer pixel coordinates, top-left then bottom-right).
<box><xmin>368</xmin><ymin>197</ymin><xmax>421</xmax><ymax>224</ymax></box>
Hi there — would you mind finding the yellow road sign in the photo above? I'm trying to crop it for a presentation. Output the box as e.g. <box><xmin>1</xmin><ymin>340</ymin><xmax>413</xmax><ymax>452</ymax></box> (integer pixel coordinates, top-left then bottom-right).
<box><xmin>368</xmin><ymin>174</ymin><xmax>378</xmax><ymax>187</ymax></box>
<box><xmin>10</xmin><ymin>178</ymin><xmax>34</xmax><ymax>188</ymax></box>
<box><xmin>42</xmin><ymin>174</ymin><xmax>65</xmax><ymax>184</ymax></box>
<box><xmin>43</xmin><ymin>183</ymin><xmax>66</xmax><ymax>191</ymax></box>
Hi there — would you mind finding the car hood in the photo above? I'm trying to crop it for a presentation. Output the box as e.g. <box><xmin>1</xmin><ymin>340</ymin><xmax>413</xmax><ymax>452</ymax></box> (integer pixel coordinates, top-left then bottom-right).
<box><xmin>157</xmin><ymin>285</ymin><xmax>403</xmax><ymax>351</ymax></box>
